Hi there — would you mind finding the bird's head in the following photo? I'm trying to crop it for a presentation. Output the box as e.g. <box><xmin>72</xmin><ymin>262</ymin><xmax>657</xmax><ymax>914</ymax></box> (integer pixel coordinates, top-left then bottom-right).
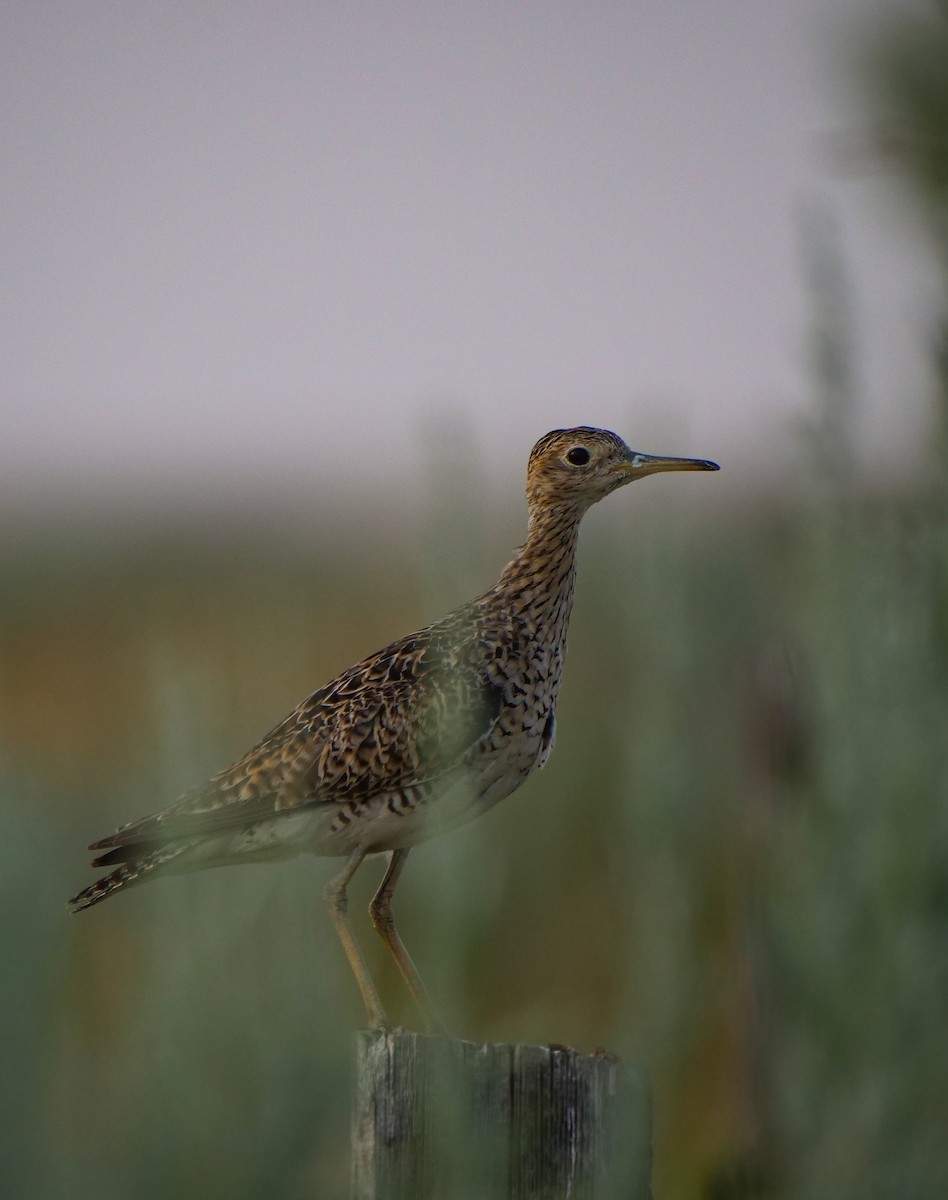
<box><xmin>525</xmin><ymin>427</ymin><xmax>719</xmax><ymax>512</ymax></box>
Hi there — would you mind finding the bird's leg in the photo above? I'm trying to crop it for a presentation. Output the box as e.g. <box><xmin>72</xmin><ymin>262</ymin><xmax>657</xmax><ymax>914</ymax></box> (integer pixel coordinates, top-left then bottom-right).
<box><xmin>324</xmin><ymin>848</ymin><xmax>389</xmax><ymax>1030</ymax></box>
<box><xmin>369</xmin><ymin>848</ymin><xmax>446</xmax><ymax>1034</ymax></box>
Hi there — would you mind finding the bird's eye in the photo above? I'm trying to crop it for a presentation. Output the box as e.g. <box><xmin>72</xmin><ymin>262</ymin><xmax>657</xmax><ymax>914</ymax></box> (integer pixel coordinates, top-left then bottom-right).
<box><xmin>566</xmin><ymin>446</ymin><xmax>591</xmax><ymax>466</ymax></box>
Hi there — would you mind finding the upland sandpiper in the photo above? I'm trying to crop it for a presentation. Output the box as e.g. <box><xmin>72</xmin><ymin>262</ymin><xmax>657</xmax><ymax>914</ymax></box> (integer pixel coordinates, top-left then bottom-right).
<box><xmin>70</xmin><ymin>427</ymin><xmax>718</xmax><ymax>1029</ymax></box>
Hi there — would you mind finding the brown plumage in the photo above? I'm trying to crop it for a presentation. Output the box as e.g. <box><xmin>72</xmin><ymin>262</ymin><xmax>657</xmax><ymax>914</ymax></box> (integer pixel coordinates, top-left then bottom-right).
<box><xmin>69</xmin><ymin>427</ymin><xmax>718</xmax><ymax>1028</ymax></box>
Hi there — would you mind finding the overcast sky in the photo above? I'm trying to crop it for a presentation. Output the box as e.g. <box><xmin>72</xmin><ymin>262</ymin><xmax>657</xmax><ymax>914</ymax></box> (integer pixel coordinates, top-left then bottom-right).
<box><xmin>1</xmin><ymin>0</ymin><xmax>938</xmax><ymax>509</ymax></box>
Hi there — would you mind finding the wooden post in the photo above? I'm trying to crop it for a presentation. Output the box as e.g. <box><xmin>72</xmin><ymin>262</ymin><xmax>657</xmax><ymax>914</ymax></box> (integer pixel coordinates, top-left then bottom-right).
<box><xmin>352</xmin><ymin>1030</ymin><xmax>651</xmax><ymax>1200</ymax></box>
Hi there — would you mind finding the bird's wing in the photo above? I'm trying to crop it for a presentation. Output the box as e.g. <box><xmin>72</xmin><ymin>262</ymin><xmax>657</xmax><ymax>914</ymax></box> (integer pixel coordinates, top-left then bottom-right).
<box><xmin>89</xmin><ymin>615</ymin><xmax>505</xmax><ymax>851</ymax></box>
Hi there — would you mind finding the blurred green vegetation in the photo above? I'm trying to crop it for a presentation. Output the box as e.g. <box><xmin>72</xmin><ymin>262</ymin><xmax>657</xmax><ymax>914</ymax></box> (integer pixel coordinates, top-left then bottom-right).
<box><xmin>851</xmin><ymin>0</ymin><xmax>948</xmax><ymax>451</ymax></box>
<box><xmin>2</xmin><ymin>405</ymin><xmax>946</xmax><ymax>1198</ymax></box>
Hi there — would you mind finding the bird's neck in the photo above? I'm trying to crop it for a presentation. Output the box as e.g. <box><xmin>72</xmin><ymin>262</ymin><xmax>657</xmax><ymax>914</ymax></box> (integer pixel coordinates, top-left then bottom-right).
<box><xmin>496</xmin><ymin>501</ymin><xmax>585</xmax><ymax>633</ymax></box>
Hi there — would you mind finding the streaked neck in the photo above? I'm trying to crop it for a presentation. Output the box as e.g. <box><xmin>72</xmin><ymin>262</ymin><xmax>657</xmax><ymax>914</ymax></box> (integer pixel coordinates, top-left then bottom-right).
<box><xmin>497</xmin><ymin>501</ymin><xmax>584</xmax><ymax>626</ymax></box>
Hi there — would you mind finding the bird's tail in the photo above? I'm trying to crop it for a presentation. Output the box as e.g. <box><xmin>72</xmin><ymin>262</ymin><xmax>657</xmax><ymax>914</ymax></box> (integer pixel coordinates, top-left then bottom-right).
<box><xmin>68</xmin><ymin>842</ymin><xmax>192</xmax><ymax>913</ymax></box>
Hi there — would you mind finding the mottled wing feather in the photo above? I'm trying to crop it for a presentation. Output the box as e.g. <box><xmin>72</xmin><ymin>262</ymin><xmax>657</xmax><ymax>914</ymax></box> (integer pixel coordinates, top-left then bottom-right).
<box><xmin>90</xmin><ymin>613</ymin><xmax>504</xmax><ymax>851</ymax></box>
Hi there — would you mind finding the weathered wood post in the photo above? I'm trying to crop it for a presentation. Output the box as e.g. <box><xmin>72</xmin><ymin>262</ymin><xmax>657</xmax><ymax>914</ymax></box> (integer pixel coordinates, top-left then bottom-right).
<box><xmin>352</xmin><ymin>1030</ymin><xmax>651</xmax><ymax>1199</ymax></box>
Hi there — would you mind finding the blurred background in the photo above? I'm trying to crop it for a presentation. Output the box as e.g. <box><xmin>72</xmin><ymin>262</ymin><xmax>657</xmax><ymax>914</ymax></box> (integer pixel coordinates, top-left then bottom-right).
<box><xmin>2</xmin><ymin>1</ymin><xmax>947</xmax><ymax>1197</ymax></box>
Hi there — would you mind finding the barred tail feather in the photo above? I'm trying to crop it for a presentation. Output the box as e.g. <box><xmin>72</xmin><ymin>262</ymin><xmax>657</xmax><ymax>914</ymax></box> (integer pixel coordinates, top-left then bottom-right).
<box><xmin>68</xmin><ymin>842</ymin><xmax>191</xmax><ymax>913</ymax></box>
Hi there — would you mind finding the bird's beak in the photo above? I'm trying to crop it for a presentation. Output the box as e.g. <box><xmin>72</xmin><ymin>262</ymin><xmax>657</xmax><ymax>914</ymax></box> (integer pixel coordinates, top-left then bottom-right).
<box><xmin>611</xmin><ymin>452</ymin><xmax>720</xmax><ymax>480</ymax></box>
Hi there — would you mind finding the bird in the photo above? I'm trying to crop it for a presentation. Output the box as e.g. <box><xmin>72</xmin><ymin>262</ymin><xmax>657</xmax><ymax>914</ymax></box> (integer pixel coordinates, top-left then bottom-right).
<box><xmin>69</xmin><ymin>427</ymin><xmax>718</xmax><ymax>1030</ymax></box>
